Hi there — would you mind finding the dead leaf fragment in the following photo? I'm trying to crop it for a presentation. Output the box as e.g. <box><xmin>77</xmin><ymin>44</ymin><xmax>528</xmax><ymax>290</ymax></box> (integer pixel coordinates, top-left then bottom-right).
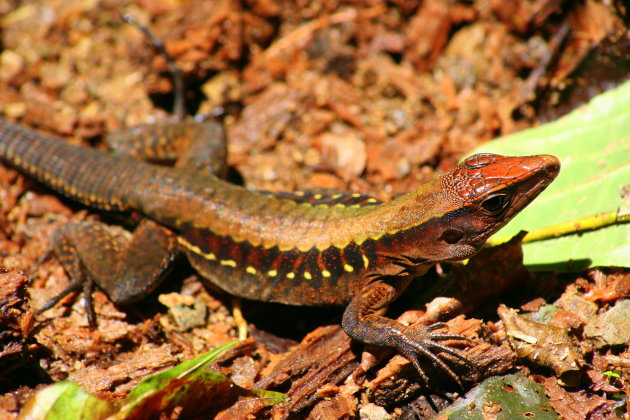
<box><xmin>584</xmin><ymin>299</ymin><xmax>630</xmax><ymax>349</ymax></box>
<box><xmin>498</xmin><ymin>304</ymin><xmax>584</xmax><ymax>387</ymax></box>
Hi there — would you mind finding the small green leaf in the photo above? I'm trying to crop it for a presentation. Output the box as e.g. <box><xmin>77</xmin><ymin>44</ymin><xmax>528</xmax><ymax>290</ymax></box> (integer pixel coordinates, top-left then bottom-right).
<box><xmin>249</xmin><ymin>388</ymin><xmax>289</xmax><ymax>405</ymax></box>
<box><xmin>602</xmin><ymin>371</ymin><xmax>621</xmax><ymax>379</ymax></box>
<box><xmin>439</xmin><ymin>373</ymin><xmax>558</xmax><ymax>419</ymax></box>
<box><xmin>18</xmin><ymin>382</ymin><xmax>114</xmax><ymax>420</ymax></box>
<box><xmin>472</xmin><ymin>81</ymin><xmax>630</xmax><ymax>270</ymax></box>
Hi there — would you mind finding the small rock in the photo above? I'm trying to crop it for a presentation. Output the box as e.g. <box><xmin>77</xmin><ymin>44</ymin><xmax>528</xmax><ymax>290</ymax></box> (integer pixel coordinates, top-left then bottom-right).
<box><xmin>359</xmin><ymin>403</ymin><xmax>391</xmax><ymax>420</ymax></box>
<box><xmin>170</xmin><ymin>303</ymin><xmax>207</xmax><ymax>331</ymax></box>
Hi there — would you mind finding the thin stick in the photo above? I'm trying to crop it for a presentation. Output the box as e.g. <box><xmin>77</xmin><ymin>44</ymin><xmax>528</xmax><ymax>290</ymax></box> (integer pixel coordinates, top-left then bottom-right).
<box><xmin>489</xmin><ymin>209</ymin><xmax>630</xmax><ymax>246</ymax></box>
<box><xmin>123</xmin><ymin>13</ymin><xmax>186</xmax><ymax>120</ymax></box>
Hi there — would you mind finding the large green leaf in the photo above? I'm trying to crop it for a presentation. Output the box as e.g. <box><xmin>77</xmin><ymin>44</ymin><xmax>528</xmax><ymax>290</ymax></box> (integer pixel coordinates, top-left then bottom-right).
<box><xmin>19</xmin><ymin>341</ymin><xmax>286</xmax><ymax>420</ymax></box>
<box><xmin>472</xmin><ymin>81</ymin><xmax>630</xmax><ymax>270</ymax></box>
<box><xmin>120</xmin><ymin>340</ymin><xmax>286</xmax><ymax>419</ymax></box>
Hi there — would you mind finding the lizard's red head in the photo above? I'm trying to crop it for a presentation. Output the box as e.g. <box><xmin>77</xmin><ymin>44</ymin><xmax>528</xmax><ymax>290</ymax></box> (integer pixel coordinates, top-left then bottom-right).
<box><xmin>433</xmin><ymin>153</ymin><xmax>560</xmax><ymax>259</ymax></box>
<box><xmin>386</xmin><ymin>153</ymin><xmax>560</xmax><ymax>267</ymax></box>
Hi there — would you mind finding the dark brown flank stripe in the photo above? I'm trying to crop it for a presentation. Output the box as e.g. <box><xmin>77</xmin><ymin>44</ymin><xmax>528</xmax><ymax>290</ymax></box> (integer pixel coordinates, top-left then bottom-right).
<box><xmin>256</xmin><ymin>246</ymin><xmax>278</xmax><ymax>274</ymax></box>
<box><xmin>243</xmin><ymin>239</ymin><xmax>262</xmax><ymax>270</ymax></box>
<box><xmin>302</xmin><ymin>249</ymin><xmax>319</xmax><ymax>280</ymax></box>
<box><xmin>221</xmin><ymin>236</ymin><xmax>240</xmax><ymax>262</ymax></box>
<box><xmin>321</xmin><ymin>246</ymin><xmax>342</xmax><ymax>279</ymax></box>
<box><xmin>236</xmin><ymin>241</ymin><xmax>256</xmax><ymax>271</ymax></box>
<box><xmin>343</xmin><ymin>243</ymin><xmax>365</xmax><ymax>272</ymax></box>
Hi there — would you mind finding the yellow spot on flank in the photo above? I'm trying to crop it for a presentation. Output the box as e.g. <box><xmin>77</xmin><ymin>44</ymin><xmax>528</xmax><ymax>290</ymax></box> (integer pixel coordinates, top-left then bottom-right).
<box><xmin>344</xmin><ymin>264</ymin><xmax>354</xmax><ymax>272</ymax></box>
<box><xmin>331</xmin><ymin>193</ymin><xmax>342</xmax><ymax>199</ymax></box>
<box><xmin>268</xmin><ymin>269</ymin><xmax>278</xmax><ymax>277</ymax></box>
<box><xmin>220</xmin><ymin>259</ymin><xmax>237</xmax><ymax>267</ymax></box>
<box><xmin>287</xmin><ymin>272</ymin><xmax>295</xmax><ymax>279</ymax></box>
<box><xmin>313</xmin><ymin>194</ymin><xmax>322</xmax><ymax>199</ymax></box>
<box><xmin>304</xmin><ymin>271</ymin><xmax>312</xmax><ymax>280</ymax></box>
<box><xmin>246</xmin><ymin>266</ymin><xmax>257</xmax><ymax>275</ymax></box>
<box><xmin>366</xmin><ymin>198</ymin><xmax>378</xmax><ymax>203</ymax></box>
<box><xmin>351</xmin><ymin>193</ymin><xmax>362</xmax><ymax>198</ymax></box>
<box><xmin>322</xmin><ymin>270</ymin><xmax>331</xmax><ymax>278</ymax></box>
<box><xmin>295</xmin><ymin>191</ymin><xmax>305</xmax><ymax>196</ymax></box>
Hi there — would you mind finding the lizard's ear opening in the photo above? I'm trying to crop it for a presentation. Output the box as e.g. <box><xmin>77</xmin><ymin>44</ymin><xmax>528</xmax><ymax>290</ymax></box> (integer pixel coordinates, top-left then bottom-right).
<box><xmin>440</xmin><ymin>228</ymin><xmax>464</xmax><ymax>245</ymax></box>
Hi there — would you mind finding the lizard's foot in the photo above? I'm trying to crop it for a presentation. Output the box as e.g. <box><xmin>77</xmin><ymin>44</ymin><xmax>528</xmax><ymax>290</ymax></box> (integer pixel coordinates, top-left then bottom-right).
<box><xmin>393</xmin><ymin>322</ymin><xmax>476</xmax><ymax>388</ymax></box>
<box><xmin>342</xmin><ymin>281</ymin><xmax>476</xmax><ymax>388</ymax></box>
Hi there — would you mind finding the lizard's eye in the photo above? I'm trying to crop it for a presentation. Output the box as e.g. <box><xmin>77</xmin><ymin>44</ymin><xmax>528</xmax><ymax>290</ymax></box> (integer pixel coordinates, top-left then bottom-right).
<box><xmin>480</xmin><ymin>194</ymin><xmax>509</xmax><ymax>215</ymax></box>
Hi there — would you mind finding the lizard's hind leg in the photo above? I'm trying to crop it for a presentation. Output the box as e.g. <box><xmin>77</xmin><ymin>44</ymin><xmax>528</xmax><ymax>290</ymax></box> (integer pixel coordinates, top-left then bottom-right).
<box><xmin>38</xmin><ymin>219</ymin><xmax>178</xmax><ymax>327</ymax></box>
<box><xmin>106</xmin><ymin>121</ymin><xmax>228</xmax><ymax>178</ymax></box>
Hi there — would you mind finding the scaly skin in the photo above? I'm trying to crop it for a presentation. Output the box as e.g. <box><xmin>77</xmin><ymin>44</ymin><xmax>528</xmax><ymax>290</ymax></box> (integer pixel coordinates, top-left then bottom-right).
<box><xmin>0</xmin><ymin>117</ymin><xmax>560</xmax><ymax>385</ymax></box>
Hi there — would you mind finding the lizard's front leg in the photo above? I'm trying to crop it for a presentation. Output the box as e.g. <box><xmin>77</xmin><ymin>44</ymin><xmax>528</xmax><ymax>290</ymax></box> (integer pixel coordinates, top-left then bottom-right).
<box><xmin>342</xmin><ymin>279</ymin><xmax>473</xmax><ymax>387</ymax></box>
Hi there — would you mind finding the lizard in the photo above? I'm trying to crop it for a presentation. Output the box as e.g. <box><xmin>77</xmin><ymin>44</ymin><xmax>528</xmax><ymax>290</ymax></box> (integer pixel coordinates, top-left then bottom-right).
<box><xmin>0</xmin><ymin>116</ymin><xmax>560</xmax><ymax>385</ymax></box>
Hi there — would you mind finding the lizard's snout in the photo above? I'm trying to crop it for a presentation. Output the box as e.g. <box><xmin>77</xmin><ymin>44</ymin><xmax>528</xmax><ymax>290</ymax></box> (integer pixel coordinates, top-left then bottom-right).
<box><xmin>537</xmin><ymin>154</ymin><xmax>561</xmax><ymax>177</ymax></box>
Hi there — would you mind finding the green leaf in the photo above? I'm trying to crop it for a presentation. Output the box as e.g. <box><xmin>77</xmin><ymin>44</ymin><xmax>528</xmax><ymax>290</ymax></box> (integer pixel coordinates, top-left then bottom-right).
<box><xmin>19</xmin><ymin>341</ymin><xmax>286</xmax><ymax>420</ymax></box>
<box><xmin>439</xmin><ymin>373</ymin><xmax>558</xmax><ymax>419</ymax></box>
<box><xmin>17</xmin><ymin>382</ymin><xmax>115</xmax><ymax>420</ymax></box>
<box><xmin>602</xmin><ymin>371</ymin><xmax>621</xmax><ymax>379</ymax></box>
<box><xmin>472</xmin><ymin>81</ymin><xmax>630</xmax><ymax>270</ymax></box>
<box><xmin>124</xmin><ymin>340</ymin><xmax>238</xmax><ymax>404</ymax></box>
<box><xmin>120</xmin><ymin>341</ymin><xmax>287</xmax><ymax>419</ymax></box>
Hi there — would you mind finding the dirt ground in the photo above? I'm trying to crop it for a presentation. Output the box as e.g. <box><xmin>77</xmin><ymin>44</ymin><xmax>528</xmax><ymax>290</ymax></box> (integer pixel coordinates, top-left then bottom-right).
<box><xmin>0</xmin><ymin>0</ymin><xmax>628</xmax><ymax>418</ymax></box>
